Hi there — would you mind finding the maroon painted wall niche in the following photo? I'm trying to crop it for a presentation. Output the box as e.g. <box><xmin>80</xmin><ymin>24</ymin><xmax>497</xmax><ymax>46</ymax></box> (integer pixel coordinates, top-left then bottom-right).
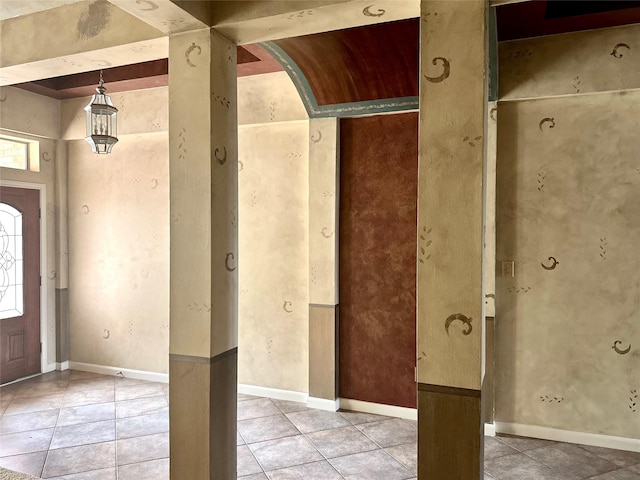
<box><xmin>339</xmin><ymin>113</ymin><xmax>418</xmax><ymax>409</ymax></box>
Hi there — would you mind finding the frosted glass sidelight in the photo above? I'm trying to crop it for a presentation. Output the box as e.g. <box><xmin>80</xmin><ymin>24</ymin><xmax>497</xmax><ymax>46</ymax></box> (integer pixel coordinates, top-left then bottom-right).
<box><xmin>0</xmin><ymin>203</ymin><xmax>24</xmax><ymax>319</ymax></box>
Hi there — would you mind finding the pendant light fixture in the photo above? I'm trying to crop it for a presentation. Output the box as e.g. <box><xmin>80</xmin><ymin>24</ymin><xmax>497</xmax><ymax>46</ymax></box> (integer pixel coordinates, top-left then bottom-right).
<box><xmin>84</xmin><ymin>70</ymin><xmax>118</xmax><ymax>154</ymax></box>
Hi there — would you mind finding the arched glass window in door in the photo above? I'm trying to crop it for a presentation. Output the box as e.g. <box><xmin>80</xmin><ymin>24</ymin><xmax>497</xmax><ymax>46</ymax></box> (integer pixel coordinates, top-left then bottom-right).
<box><xmin>0</xmin><ymin>203</ymin><xmax>23</xmax><ymax>319</ymax></box>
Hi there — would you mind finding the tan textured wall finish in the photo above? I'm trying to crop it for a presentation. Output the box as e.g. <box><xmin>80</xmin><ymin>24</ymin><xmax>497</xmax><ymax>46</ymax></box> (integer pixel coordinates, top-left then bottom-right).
<box><xmin>238</xmin><ymin>72</ymin><xmax>308</xmax><ymax>126</ymax></box>
<box><xmin>238</xmin><ymin>121</ymin><xmax>309</xmax><ymax>393</ymax></box>
<box><xmin>496</xmin><ymin>91</ymin><xmax>640</xmax><ymax>439</ymax></box>
<box><xmin>67</xmin><ymin>134</ymin><xmax>169</xmax><ymax>373</ymax></box>
<box><xmin>500</xmin><ymin>24</ymin><xmax>640</xmax><ymax>101</ymax></box>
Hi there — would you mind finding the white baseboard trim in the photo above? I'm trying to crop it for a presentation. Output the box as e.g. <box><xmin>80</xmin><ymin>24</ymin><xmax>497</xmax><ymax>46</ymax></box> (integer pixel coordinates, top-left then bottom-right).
<box><xmin>68</xmin><ymin>361</ymin><xmax>168</xmax><ymax>384</ymax></box>
<box><xmin>495</xmin><ymin>422</ymin><xmax>640</xmax><ymax>453</ymax></box>
<box><xmin>43</xmin><ymin>363</ymin><xmax>56</xmax><ymax>373</ymax></box>
<box><xmin>238</xmin><ymin>384</ymin><xmax>308</xmax><ymax>404</ymax></box>
<box><xmin>339</xmin><ymin>398</ymin><xmax>417</xmax><ymax>421</ymax></box>
<box><xmin>484</xmin><ymin>423</ymin><xmax>496</xmax><ymax>437</ymax></box>
<box><xmin>56</xmin><ymin>361</ymin><xmax>69</xmax><ymax>371</ymax></box>
<box><xmin>308</xmin><ymin>397</ymin><xmax>340</xmax><ymax>412</ymax></box>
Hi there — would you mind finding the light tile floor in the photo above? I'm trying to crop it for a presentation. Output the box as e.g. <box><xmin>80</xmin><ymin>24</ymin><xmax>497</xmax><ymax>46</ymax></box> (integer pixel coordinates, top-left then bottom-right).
<box><xmin>1</xmin><ymin>370</ymin><xmax>639</xmax><ymax>479</ymax></box>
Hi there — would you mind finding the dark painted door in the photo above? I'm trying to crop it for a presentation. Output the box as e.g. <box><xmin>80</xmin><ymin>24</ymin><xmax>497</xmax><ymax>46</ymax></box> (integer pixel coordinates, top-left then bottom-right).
<box><xmin>0</xmin><ymin>186</ymin><xmax>40</xmax><ymax>384</ymax></box>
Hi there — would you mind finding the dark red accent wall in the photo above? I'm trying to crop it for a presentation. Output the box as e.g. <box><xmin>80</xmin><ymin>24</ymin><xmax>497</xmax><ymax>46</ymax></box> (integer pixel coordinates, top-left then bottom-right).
<box><xmin>339</xmin><ymin>113</ymin><xmax>418</xmax><ymax>409</ymax></box>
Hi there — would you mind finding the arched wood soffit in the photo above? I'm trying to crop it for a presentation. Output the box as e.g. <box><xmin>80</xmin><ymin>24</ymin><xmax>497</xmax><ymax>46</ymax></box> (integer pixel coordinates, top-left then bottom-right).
<box><xmin>262</xmin><ymin>18</ymin><xmax>420</xmax><ymax>118</ymax></box>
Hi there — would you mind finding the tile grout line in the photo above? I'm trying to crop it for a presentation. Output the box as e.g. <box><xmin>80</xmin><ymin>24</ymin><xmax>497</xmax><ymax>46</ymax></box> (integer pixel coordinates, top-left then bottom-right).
<box><xmin>349</xmin><ymin>418</ymin><xmax>416</xmax><ymax>476</ymax></box>
<box><xmin>293</xmin><ymin>414</ymin><xmax>347</xmax><ymax>479</ymax></box>
<box><xmin>39</xmin><ymin>374</ymin><xmax>69</xmax><ymax>479</ymax></box>
<box><xmin>518</xmin><ymin>443</ymin><xmax>618</xmax><ymax>477</ymax></box>
<box><xmin>114</xmin><ymin>375</ymin><xmax>120</xmax><ymax>480</ymax></box>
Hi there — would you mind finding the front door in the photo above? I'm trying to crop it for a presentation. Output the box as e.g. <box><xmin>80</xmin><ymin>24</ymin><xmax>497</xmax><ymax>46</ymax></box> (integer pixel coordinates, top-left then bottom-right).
<box><xmin>0</xmin><ymin>186</ymin><xmax>40</xmax><ymax>384</ymax></box>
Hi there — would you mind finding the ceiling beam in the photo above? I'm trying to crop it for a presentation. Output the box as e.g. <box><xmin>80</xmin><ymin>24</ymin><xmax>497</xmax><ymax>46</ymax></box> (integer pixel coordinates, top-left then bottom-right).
<box><xmin>0</xmin><ymin>0</ymin><xmax>167</xmax><ymax>86</ymax></box>
<box><xmin>108</xmin><ymin>0</ymin><xmax>208</xmax><ymax>35</ymax></box>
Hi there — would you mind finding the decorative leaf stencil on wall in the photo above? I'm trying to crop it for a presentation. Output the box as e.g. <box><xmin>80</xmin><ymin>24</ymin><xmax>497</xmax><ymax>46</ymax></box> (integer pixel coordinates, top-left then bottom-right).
<box><xmin>505</xmin><ymin>48</ymin><xmax>533</xmax><ymax>60</ymax></box>
<box><xmin>421</xmin><ymin>11</ymin><xmax>439</xmax><ymax>23</ymax></box>
<box><xmin>507</xmin><ymin>286</ymin><xmax>531</xmax><ymax>294</ymax></box>
<box><xmin>213</xmin><ymin>90</ymin><xmax>231</xmax><ymax>109</ymax></box>
<box><xmin>537</xmin><ymin>171</ymin><xmax>546</xmax><ymax>191</ymax></box>
<box><xmin>630</xmin><ymin>389</ymin><xmax>638</xmax><ymax>413</ymax></box>
<box><xmin>573</xmin><ymin>76</ymin><xmax>582</xmax><ymax>94</ymax></box>
<box><xmin>187</xmin><ymin>302</ymin><xmax>211</xmax><ymax>313</ymax></box>
<box><xmin>418</xmin><ymin>226</ymin><xmax>432</xmax><ymax>264</ymax></box>
<box><xmin>539</xmin><ymin>395</ymin><xmax>564</xmax><ymax>403</ymax></box>
<box><xmin>285</xmin><ymin>10</ymin><xmax>314</xmax><ymax>20</ymax></box>
<box><xmin>463</xmin><ymin>135</ymin><xmax>483</xmax><ymax>147</ymax></box>
<box><xmin>269</xmin><ymin>101</ymin><xmax>277</xmax><ymax>121</ymax></box>
<box><xmin>600</xmin><ymin>237</ymin><xmax>608</xmax><ymax>260</ymax></box>
<box><xmin>177</xmin><ymin>128</ymin><xmax>187</xmax><ymax>161</ymax></box>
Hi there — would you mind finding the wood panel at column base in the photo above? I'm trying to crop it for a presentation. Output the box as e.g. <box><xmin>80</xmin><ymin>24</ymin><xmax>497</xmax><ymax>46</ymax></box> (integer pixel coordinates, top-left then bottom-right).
<box><xmin>309</xmin><ymin>304</ymin><xmax>338</xmax><ymax>400</ymax></box>
<box><xmin>55</xmin><ymin>288</ymin><xmax>69</xmax><ymax>363</ymax></box>
<box><xmin>170</xmin><ymin>349</ymin><xmax>237</xmax><ymax>480</ymax></box>
<box><xmin>483</xmin><ymin>317</ymin><xmax>495</xmax><ymax>424</ymax></box>
<box><xmin>418</xmin><ymin>384</ymin><xmax>483</xmax><ymax>480</ymax></box>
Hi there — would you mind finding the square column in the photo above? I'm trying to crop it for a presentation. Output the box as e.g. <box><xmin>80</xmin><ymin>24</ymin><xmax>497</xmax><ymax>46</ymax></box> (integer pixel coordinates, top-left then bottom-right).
<box><xmin>417</xmin><ymin>1</ymin><xmax>487</xmax><ymax>478</ymax></box>
<box><xmin>168</xmin><ymin>27</ymin><xmax>238</xmax><ymax>479</ymax></box>
<box><xmin>308</xmin><ymin>118</ymin><xmax>340</xmax><ymax>408</ymax></box>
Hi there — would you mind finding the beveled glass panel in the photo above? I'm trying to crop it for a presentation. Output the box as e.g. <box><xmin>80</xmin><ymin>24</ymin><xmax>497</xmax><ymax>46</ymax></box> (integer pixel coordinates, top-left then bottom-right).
<box><xmin>0</xmin><ymin>203</ymin><xmax>24</xmax><ymax>319</ymax></box>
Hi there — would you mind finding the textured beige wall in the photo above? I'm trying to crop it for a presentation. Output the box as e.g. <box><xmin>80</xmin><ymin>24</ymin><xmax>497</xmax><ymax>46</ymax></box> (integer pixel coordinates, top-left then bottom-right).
<box><xmin>238</xmin><ymin>72</ymin><xmax>307</xmax><ymax>125</ymax></box>
<box><xmin>237</xmin><ymin>71</ymin><xmax>309</xmax><ymax>392</ymax></box>
<box><xmin>67</xmin><ymin>133</ymin><xmax>169</xmax><ymax>372</ymax></box>
<box><xmin>500</xmin><ymin>24</ymin><xmax>640</xmax><ymax>101</ymax></box>
<box><xmin>495</xmin><ymin>91</ymin><xmax>640</xmax><ymax>438</ymax></box>
<box><xmin>62</xmin><ymin>70</ymin><xmax>308</xmax><ymax>377</ymax></box>
<box><xmin>61</xmin><ymin>86</ymin><xmax>168</xmax><ymax>140</ymax></box>
<box><xmin>0</xmin><ymin>86</ymin><xmax>59</xmax><ymax>139</ymax></box>
<box><xmin>238</xmin><ymin>120</ymin><xmax>309</xmax><ymax>393</ymax></box>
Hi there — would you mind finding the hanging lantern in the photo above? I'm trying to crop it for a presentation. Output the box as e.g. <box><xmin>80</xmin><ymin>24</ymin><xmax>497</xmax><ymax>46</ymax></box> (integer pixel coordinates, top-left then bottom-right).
<box><xmin>84</xmin><ymin>70</ymin><xmax>118</xmax><ymax>154</ymax></box>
